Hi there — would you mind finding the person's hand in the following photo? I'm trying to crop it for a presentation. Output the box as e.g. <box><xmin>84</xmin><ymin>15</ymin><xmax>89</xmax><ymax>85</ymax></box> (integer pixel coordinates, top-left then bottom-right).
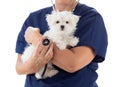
<box><xmin>24</xmin><ymin>26</ymin><xmax>42</xmax><ymax>46</ymax></box>
<box><xmin>27</xmin><ymin>37</ymin><xmax>54</xmax><ymax>73</ymax></box>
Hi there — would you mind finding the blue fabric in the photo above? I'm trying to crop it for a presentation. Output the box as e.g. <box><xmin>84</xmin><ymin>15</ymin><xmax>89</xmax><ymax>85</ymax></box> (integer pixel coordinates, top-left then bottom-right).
<box><xmin>15</xmin><ymin>3</ymin><xmax>108</xmax><ymax>87</ymax></box>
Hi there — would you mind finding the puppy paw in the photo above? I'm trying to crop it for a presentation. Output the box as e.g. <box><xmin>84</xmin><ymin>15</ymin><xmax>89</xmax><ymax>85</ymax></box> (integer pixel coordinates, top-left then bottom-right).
<box><xmin>43</xmin><ymin>69</ymin><xmax>59</xmax><ymax>78</ymax></box>
<box><xmin>57</xmin><ymin>43</ymin><xmax>66</xmax><ymax>50</ymax></box>
<box><xmin>69</xmin><ymin>37</ymin><xmax>79</xmax><ymax>47</ymax></box>
<box><xmin>35</xmin><ymin>73</ymin><xmax>42</xmax><ymax>79</ymax></box>
<box><xmin>34</xmin><ymin>66</ymin><xmax>45</xmax><ymax>79</ymax></box>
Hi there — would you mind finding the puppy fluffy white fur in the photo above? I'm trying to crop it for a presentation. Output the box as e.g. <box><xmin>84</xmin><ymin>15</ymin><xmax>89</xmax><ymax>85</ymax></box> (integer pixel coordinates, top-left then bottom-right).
<box><xmin>22</xmin><ymin>11</ymin><xmax>80</xmax><ymax>79</ymax></box>
<box><xmin>45</xmin><ymin>11</ymin><xmax>80</xmax><ymax>49</ymax></box>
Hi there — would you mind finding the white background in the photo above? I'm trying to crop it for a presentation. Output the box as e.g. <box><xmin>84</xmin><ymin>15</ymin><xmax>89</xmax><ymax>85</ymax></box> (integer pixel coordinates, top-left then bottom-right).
<box><xmin>0</xmin><ymin>0</ymin><xmax>120</xmax><ymax>87</ymax></box>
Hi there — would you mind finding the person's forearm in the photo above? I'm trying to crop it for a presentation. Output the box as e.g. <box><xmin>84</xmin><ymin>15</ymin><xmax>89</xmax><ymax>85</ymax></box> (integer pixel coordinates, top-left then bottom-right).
<box><xmin>16</xmin><ymin>54</ymin><xmax>34</xmax><ymax>75</ymax></box>
<box><xmin>52</xmin><ymin>46</ymin><xmax>95</xmax><ymax>73</ymax></box>
<box><xmin>52</xmin><ymin>48</ymin><xmax>78</xmax><ymax>73</ymax></box>
<box><xmin>16</xmin><ymin>54</ymin><xmax>40</xmax><ymax>75</ymax></box>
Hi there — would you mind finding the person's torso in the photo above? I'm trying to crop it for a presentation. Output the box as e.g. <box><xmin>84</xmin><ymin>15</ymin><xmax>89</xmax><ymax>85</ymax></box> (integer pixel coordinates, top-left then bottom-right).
<box><xmin>25</xmin><ymin>3</ymin><xmax>99</xmax><ymax>87</ymax></box>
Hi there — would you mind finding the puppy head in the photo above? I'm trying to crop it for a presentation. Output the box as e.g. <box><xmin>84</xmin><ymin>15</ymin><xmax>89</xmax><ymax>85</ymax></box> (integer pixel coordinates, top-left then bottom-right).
<box><xmin>46</xmin><ymin>11</ymin><xmax>80</xmax><ymax>34</ymax></box>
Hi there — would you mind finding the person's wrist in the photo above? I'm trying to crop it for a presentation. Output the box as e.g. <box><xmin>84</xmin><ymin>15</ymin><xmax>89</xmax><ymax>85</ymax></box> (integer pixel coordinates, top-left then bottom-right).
<box><xmin>32</xmin><ymin>32</ymin><xmax>42</xmax><ymax>46</ymax></box>
<box><xmin>25</xmin><ymin>57</ymin><xmax>37</xmax><ymax>73</ymax></box>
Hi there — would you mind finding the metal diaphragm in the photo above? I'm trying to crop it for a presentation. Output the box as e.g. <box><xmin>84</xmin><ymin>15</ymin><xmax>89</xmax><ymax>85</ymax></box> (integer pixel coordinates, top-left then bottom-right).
<box><xmin>42</xmin><ymin>38</ymin><xmax>50</xmax><ymax>46</ymax></box>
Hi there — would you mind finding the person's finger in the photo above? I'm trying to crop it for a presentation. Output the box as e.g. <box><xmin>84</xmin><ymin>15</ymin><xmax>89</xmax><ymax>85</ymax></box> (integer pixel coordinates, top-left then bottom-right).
<box><xmin>38</xmin><ymin>37</ymin><xmax>51</xmax><ymax>55</ymax></box>
<box><xmin>33</xmin><ymin>37</ymin><xmax>49</xmax><ymax>59</ymax></box>
<box><xmin>39</xmin><ymin>44</ymin><xmax>50</xmax><ymax>57</ymax></box>
<box><xmin>44</xmin><ymin>43</ymin><xmax>53</xmax><ymax>62</ymax></box>
<box><xmin>45</xmin><ymin>42</ymin><xmax>53</xmax><ymax>57</ymax></box>
<box><xmin>33</xmin><ymin>38</ymin><xmax>44</xmax><ymax>55</ymax></box>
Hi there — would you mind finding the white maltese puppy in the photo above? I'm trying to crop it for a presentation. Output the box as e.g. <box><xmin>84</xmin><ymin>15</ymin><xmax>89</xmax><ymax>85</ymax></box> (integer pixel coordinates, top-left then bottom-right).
<box><xmin>21</xmin><ymin>11</ymin><xmax>80</xmax><ymax>79</ymax></box>
<box><xmin>45</xmin><ymin>11</ymin><xmax>80</xmax><ymax>49</ymax></box>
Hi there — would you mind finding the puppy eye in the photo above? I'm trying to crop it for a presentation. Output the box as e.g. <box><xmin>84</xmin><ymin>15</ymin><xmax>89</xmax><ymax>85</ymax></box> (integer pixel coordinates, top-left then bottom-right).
<box><xmin>66</xmin><ymin>21</ymin><xmax>69</xmax><ymax>24</ymax></box>
<box><xmin>56</xmin><ymin>21</ymin><xmax>60</xmax><ymax>24</ymax></box>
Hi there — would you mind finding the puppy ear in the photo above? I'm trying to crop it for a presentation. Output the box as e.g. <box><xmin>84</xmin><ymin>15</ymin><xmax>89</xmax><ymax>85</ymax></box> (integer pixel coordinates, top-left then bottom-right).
<box><xmin>73</xmin><ymin>15</ymin><xmax>81</xmax><ymax>23</ymax></box>
<box><xmin>46</xmin><ymin>14</ymin><xmax>52</xmax><ymax>24</ymax></box>
<box><xmin>51</xmin><ymin>11</ymin><xmax>56</xmax><ymax>14</ymax></box>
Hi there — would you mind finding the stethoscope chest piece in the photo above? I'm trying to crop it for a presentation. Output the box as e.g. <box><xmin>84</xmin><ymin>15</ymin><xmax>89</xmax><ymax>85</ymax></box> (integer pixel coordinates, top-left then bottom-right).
<box><xmin>42</xmin><ymin>38</ymin><xmax>50</xmax><ymax>46</ymax></box>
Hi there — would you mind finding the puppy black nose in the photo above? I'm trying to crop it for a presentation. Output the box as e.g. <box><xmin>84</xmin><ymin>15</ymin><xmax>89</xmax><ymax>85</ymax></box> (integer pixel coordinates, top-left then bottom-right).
<box><xmin>61</xmin><ymin>25</ymin><xmax>64</xmax><ymax>30</ymax></box>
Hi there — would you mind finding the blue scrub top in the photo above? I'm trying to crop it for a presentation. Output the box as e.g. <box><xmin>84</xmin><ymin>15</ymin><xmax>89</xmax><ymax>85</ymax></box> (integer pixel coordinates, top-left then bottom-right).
<box><xmin>15</xmin><ymin>3</ymin><xmax>108</xmax><ymax>87</ymax></box>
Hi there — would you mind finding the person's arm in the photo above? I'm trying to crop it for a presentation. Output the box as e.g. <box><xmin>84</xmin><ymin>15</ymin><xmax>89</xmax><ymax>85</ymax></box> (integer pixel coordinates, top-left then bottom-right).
<box><xmin>23</xmin><ymin>28</ymin><xmax>95</xmax><ymax>73</ymax></box>
<box><xmin>16</xmin><ymin>38</ymin><xmax>54</xmax><ymax>75</ymax></box>
<box><xmin>16</xmin><ymin>54</ymin><xmax>35</xmax><ymax>74</ymax></box>
<box><xmin>52</xmin><ymin>45</ymin><xmax>95</xmax><ymax>73</ymax></box>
